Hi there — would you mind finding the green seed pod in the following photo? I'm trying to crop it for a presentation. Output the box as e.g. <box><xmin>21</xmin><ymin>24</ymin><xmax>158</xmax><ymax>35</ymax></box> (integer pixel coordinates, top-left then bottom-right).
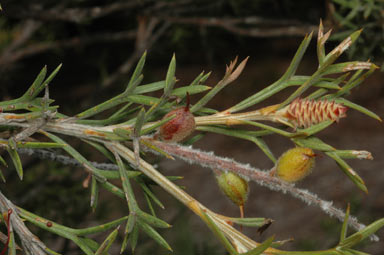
<box><xmin>276</xmin><ymin>147</ymin><xmax>315</xmax><ymax>183</ymax></box>
<box><xmin>216</xmin><ymin>171</ymin><xmax>249</xmax><ymax>207</ymax></box>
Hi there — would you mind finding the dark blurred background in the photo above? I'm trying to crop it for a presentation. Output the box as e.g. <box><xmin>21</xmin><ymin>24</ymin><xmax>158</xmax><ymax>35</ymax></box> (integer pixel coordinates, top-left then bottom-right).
<box><xmin>0</xmin><ymin>0</ymin><xmax>383</xmax><ymax>254</ymax></box>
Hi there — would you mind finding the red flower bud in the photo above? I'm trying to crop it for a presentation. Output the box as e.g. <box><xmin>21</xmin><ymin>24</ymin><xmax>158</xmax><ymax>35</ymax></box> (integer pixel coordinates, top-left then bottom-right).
<box><xmin>158</xmin><ymin>94</ymin><xmax>195</xmax><ymax>142</ymax></box>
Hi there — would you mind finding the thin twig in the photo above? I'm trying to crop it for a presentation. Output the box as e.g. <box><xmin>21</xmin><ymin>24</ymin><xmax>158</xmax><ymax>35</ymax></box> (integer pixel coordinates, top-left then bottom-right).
<box><xmin>17</xmin><ymin>148</ymin><xmax>119</xmax><ymax>171</ymax></box>
<box><xmin>102</xmin><ymin>18</ymin><xmax>170</xmax><ymax>87</ymax></box>
<box><xmin>156</xmin><ymin>16</ymin><xmax>318</xmax><ymax>37</ymax></box>
<box><xmin>145</xmin><ymin>139</ymin><xmax>379</xmax><ymax>241</ymax></box>
<box><xmin>0</xmin><ymin>191</ymin><xmax>48</xmax><ymax>255</ymax></box>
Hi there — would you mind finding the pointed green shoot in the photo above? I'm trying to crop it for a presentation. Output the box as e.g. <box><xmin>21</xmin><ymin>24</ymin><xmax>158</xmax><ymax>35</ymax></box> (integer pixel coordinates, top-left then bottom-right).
<box><xmin>125</xmin><ymin>51</ymin><xmax>147</xmax><ymax>94</ymax></box>
<box><xmin>340</xmin><ymin>203</ymin><xmax>351</xmax><ymax>243</ymax></box>
<box><xmin>164</xmin><ymin>54</ymin><xmax>177</xmax><ymax>96</ymax></box>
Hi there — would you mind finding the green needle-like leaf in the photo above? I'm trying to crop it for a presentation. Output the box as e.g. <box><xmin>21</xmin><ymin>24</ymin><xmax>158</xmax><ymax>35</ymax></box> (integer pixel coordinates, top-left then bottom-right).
<box><xmin>326</xmin><ymin>152</ymin><xmax>368</xmax><ymax>193</ymax></box>
<box><xmin>95</xmin><ymin>226</ymin><xmax>119</xmax><ymax>255</ymax></box>
<box><xmin>200</xmin><ymin>210</ymin><xmax>237</xmax><ymax>255</ymax></box>
<box><xmin>6</xmin><ymin>146</ymin><xmax>23</xmax><ymax>180</ymax></box>
<box><xmin>165</xmin><ymin>54</ymin><xmax>177</xmax><ymax>96</ymax></box>
<box><xmin>137</xmin><ymin>210</ymin><xmax>170</xmax><ymax>228</ymax></box>
<box><xmin>340</xmin><ymin>218</ymin><xmax>384</xmax><ymax>248</ymax></box>
<box><xmin>281</xmin><ymin>32</ymin><xmax>313</xmax><ymax>81</ymax></box>
<box><xmin>242</xmin><ymin>235</ymin><xmax>274</xmax><ymax>255</ymax></box>
<box><xmin>335</xmin><ymin>98</ymin><xmax>382</xmax><ymax>121</ymax></box>
<box><xmin>21</xmin><ymin>66</ymin><xmax>47</xmax><ymax>100</ymax></box>
<box><xmin>133</xmin><ymin>81</ymin><xmax>165</xmax><ymax>94</ymax></box>
<box><xmin>138</xmin><ymin>220</ymin><xmax>172</xmax><ymax>251</ymax></box>
<box><xmin>228</xmin><ymin>217</ymin><xmax>270</xmax><ymax>228</ymax></box>
<box><xmin>292</xmin><ymin>136</ymin><xmax>336</xmax><ymax>151</ymax></box>
<box><xmin>340</xmin><ymin>204</ymin><xmax>351</xmax><ymax>243</ymax></box>
<box><xmin>125</xmin><ymin>51</ymin><xmax>146</xmax><ymax>94</ymax></box>
<box><xmin>139</xmin><ymin>182</ymin><xmax>165</xmax><ymax>209</ymax></box>
<box><xmin>130</xmin><ymin>224</ymin><xmax>139</xmax><ymax>253</ymax></box>
<box><xmin>90</xmin><ymin>176</ymin><xmax>99</xmax><ymax>211</ymax></box>
<box><xmin>171</xmin><ymin>85</ymin><xmax>211</xmax><ymax>97</ymax></box>
<box><xmin>42</xmin><ymin>132</ymin><xmax>106</xmax><ymax>182</ymax></box>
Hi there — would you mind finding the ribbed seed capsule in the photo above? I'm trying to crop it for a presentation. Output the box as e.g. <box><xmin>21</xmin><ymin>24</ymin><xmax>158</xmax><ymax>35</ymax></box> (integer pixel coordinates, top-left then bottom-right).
<box><xmin>158</xmin><ymin>94</ymin><xmax>196</xmax><ymax>142</ymax></box>
<box><xmin>276</xmin><ymin>147</ymin><xmax>315</xmax><ymax>183</ymax></box>
<box><xmin>216</xmin><ymin>171</ymin><xmax>249</xmax><ymax>207</ymax></box>
<box><xmin>285</xmin><ymin>98</ymin><xmax>348</xmax><ymax>128</ymax></box>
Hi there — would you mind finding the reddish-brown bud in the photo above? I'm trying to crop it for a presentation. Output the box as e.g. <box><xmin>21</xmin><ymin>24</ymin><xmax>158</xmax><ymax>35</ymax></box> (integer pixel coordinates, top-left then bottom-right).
<box><xmin>158</xmin><ymin>94</ymin><xmax>195</xmax><ymax>142</ymax></box>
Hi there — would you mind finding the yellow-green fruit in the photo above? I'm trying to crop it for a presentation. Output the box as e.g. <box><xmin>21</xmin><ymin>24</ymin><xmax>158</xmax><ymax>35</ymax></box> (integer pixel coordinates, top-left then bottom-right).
<box><xmin>216</xmin><ymin>172</ymin><xmax>249</xmax><ymax>206</ymax></box>
<box><xmin>276</xmin><ymin>147</ymin><xmax>315</xmax><ymax>183</ymax></box>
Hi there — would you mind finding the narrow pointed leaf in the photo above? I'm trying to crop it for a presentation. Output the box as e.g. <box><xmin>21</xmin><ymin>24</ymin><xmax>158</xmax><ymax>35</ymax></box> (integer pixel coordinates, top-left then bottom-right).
<box><xmin>335</xmin><ymin>98</ymin><xmax>382</xmax><ymax>122</ymax></box>
<box><xmin>139</xmin><ymin>182</ymin><xmax>165</xmax><ymax>209</ymax></box>
<box><xmin>292</xmin><ymin>136</ymin><xmax>335</xmax><ymax>151</ymax></box>
<box><xmin>137</xmin><ymin>210</ymin><xmax>170</xmax><ymax>228</ymax></box>
<box><xmin>90</xmin><ymin>176</ymin><xmax>99</xmax><ymax>211</ymax></box>
<box><xmin>42</xmin><ymin>132</ymin><xmax>106</xmax><ymax>182</ymax></box>
<box><xmin>138</xmin><ymin>221</ymin><xmax>172</xmax><ymax>251</ymax></box>
<box><xmin>200</xmin><ymin>210</ymin><xmax>237</xmax><ymax>255</ymax></box>
<box><xmin>134</xmin><ymin>108</ymin><xmax>146</xmax><ymax>137</ymax></box>
<box><xmin>326</xmin><ymin>152</ymin><xmax>367</xmax><ymax>193</ymax></box>
<box><xmin>113</xmin><ymin>127</ymin><xmax>131</xmax><ymax>140</ymax></box>
<box><xmin>171</xmin><ymin>85</ymin><xmax>211</xmax><ymax>97</ymax></box>
<box><xmin>242</xmin><ymin>235</ymin><xmax>274</xmax><ymax>255</ymax></box>
<box><xmin>228</xmin><ymin>217</ymin><xmax>270</xmax><ymax>227</ymax></box>
<box><xmin>95</xmin><ymin>227</ymin><xmax>119</xmax><ymax>255</ymax></box>
<box><xmin>0</xmin><ymin>155</ymin><xmax>7</xmax><ymax>167</ymax></box>
<box><xmin>340</xmin><ymin>218</ymin><xmax>384</xmax><ymax>248</ymax></box>
<box><xmin>334</xmin><ymin>150</ymin><xmax>373</xmax><ymax>160</ymax></box>
<box><xmin>125</xmin><ymin>51</ymin><xmax>146</xmax><ymax>94</ymax></box>
<box><xmin>21</xmin><ymin>66</ymin><xmax>47</xmax><ymax>100</ymax></box>
<box><xmin>6</xmin><ymin>147</ymin><xmax>23</xmax><ymax>180</ymax></box>
<box><xmin>130</xmin><ymin>224</ymin><xmax>139</xmax><ymax>253</ymax></box>
<box><xmin>114</xmin><ymin>151</ymin><xmax>138</xmax><ymax>210</ymax></box>
<box><xmin>133</xmin><ymin>81</ymin><xmax>165</xmax><ymax>94</ymax></box>
<box><xmin>281</xmin><ymin>32</ymin><xmax>313</xmax><ymax>81</ymax></box>
<box><xmin>165</xmin><ymin>54</ymin><xmax>176</xmax><ymax>96</ymax></box>
<box><xmin>340</xmin><ymin>204</ymin><xmax>351</xmax><ymax>243</ymax></box>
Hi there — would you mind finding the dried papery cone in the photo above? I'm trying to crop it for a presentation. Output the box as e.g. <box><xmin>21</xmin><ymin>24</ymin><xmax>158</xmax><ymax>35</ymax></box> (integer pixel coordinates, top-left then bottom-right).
<box><xmin>158</xmin><ymin>93</ymin><xmax>196</xmax><ymax>142</ymax></box>
<box><xmin>216</xmin><ymin>171</ymin><xmax>249</xmax><ymax>230</ymax></box>
<box><xmin>276</xmin><ymin>147</ymin><xmax>316</xmax><ymax>183</ymax></box>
